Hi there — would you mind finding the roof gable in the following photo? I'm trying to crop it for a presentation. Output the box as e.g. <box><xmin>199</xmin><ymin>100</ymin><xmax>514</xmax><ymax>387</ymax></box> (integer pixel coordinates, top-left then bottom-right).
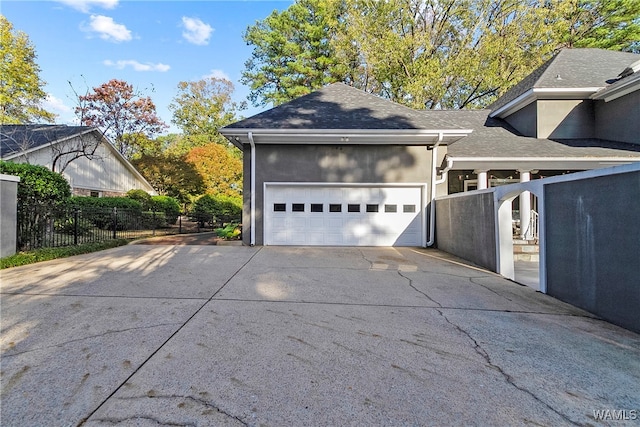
<box><xmin>489</xmin><ymin>48</ymin><xmax>639</xmax><ymax>113</ymax></box>
<box><xmin>224</xmin><ymin>83</ymin><xmax>460</xmax><ymax>130</ymax></box>
<box><xmin>0</xmin><ymin>125</ymin><xmax>94</xmax><ymax>158</ymax></box>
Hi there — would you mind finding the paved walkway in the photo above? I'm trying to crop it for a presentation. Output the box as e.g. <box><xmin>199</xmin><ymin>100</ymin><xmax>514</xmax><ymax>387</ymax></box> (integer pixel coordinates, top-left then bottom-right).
<box><xmin>1</xmin><ymin>244</ymin><xmax>639</xmax><ymax>426</ymax></box>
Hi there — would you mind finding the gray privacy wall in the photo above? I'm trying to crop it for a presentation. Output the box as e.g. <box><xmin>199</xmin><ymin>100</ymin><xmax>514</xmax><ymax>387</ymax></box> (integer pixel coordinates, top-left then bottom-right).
<box><xmin>435</xmin><ymin>165</ymin><xmax>640</xmax><ymax>334</ymax></box>
<box><xmin>545</xmin><ymin>170</ymin><xmax>640</xmax><ymax>333</ymax></box>
<box><xmin>435</xmin><ymin>191</ymin><xmax>496</xmax><ymax>271</ymax></box>
<box><xmin>1</xmin><ymin>174</ymin><xmax>20</xmax><ymax>258</ymax></box>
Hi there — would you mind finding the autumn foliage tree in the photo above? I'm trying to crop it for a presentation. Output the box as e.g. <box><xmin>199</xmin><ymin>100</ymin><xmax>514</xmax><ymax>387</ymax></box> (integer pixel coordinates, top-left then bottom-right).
<box><xmin>186</xmin><ymin>143</ymin><xmax>242</xmax><ymax>198</ymax></box>
<box><xmin>76</xmin><ymin>79</ymin><xmax>167</xmax><ymax>159</ymax></box>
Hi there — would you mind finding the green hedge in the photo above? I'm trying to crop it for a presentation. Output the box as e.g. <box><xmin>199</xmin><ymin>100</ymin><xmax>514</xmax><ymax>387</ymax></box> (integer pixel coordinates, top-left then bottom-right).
<box><xmin>191</xmin><ymin>194</ymin><xmax>242</xmax><ymax>226</ymax></box>
<box><xmin>70</xmin><ymin>196</ymin><xmax>143</xmax><ymax>211</ymax></box>
<box><xmin>150</xmin><ymin>196</ymin><xmax>180</xmax><ymax>225</ymax></box>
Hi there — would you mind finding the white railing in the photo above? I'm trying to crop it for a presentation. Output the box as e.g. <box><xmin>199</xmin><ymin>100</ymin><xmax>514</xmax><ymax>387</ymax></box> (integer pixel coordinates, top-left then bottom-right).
<box><xmin>524</xmin><ymin>209</ymin><xmax>539</xmax><ymax>241</ymax></box>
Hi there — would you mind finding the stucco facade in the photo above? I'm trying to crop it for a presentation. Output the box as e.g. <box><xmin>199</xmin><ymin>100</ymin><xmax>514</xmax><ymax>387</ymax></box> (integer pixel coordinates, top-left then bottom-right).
<box><xmin>243</xmin><ymin>144</ymin><xmax>435</xmax><ymax>245</ymax></box>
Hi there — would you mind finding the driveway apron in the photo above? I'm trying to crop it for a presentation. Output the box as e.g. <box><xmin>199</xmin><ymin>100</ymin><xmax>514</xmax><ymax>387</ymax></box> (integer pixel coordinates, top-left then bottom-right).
<box><xmin>1</xmin><ymin>245</ymin><xmax>639</xmax><ymax>426</ymax></box>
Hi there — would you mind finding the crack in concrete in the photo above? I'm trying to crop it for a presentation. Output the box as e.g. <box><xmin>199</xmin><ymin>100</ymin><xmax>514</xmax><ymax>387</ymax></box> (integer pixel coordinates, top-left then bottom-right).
<box><xmin>95</xmin><ymin>394</ymin><xmax>248</xmax><ymax>426</ymax></box>
<box><xmin>3</xmin><ymin>322</ymin><xmax>184</xmax><ymax>358</ymax></box>
<box><xmin>86</xmin><ymin>414</ymin><xmax>196</xmax><ymax>426</ymax></box>
<box><xmin>396</xmin><ymin>270</ymin><xmax>443</xmax><ymax>307</ymax></box>
<box><xmin>435</xmin><ymin>308</ymin><xmax>581</xmax><ymax>426</ymax></box>
<box><xmin>77</xmin><ymin>248</ymin><xmax>263</xmax><ymax>427</ymax></box>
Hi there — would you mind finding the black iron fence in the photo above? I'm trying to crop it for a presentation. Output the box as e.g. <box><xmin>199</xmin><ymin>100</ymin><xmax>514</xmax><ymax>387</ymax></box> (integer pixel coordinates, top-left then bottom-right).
<box><xmin>15</xmin><ymin>205</ymin><xmax>218</xmax><ymax>251</ymax></box>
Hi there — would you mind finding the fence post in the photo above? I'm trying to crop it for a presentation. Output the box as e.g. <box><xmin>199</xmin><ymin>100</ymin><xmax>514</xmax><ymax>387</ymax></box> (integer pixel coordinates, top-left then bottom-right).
<box><xmin>179</xmin><ymin>214</ymin><xmax>182</xmax><ymax>234</ymax></box>
<box><xmin>74</xmin><ymin>208</ymin><xmax>79</xmax><ymax>245</ymax></box>
<box><xmin>112</xmin><ymin>207</ymin><xmax>117</xmax><ymax>239</ymax></box>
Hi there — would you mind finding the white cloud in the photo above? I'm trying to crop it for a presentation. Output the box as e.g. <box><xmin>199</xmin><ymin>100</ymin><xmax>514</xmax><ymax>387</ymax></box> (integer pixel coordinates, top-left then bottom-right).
<box><xmin>56</xmin><ymin>0</ymin><xmax>118</xmax><ymax>13</ymax></box>
<box><xmin>84</xmin><ymin>15</ymin><xmax>132</xmax><ymax>42</ymax></box>
<box><xmin>181</xmin><ymin>17</ymin><xmax>213</xmax><ymax>46</ymax></box>
<box><xmin>103</xmin><ymin>59</ymin><xmax>170</xmax><ymax>72</ymax></box>
<box><xmin>204</xmin><ymin>69</ymin><xmax>230</xmax><ymax>81</ymax></box>
<box><xmin>43</xmin><ymin>94</ymin><xmax>72</xmax><ymax>114</ymax></box>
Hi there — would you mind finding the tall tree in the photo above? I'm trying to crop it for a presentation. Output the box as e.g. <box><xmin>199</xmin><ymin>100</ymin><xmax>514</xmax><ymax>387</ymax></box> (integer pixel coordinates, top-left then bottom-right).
<box><xmin>550</xmin><ymin>0</ymin><xmax>640</xmax><ymax>52</ymax></box>
<box><xmin>0</xmin><ymin>15</ymin><xmax>55</xmax><ymax>124</ymax></box>
<box><xmin>170</xmin><ymin>77</ymin><xmax>245</xmax><ymax>139</ymax></box>
<box><xmin>76</xmin><ymin>79</ymin><xmax>167</xmax><ymax>159</ymax></box>
<box><xmin>242</xmin><ymin>0</ymin><xmax>347</xmax><ymax>106</ymax></box>
<box><xmin>242</xmin><ymin>0</ymin><xmax>639</xmax><ymax>109</ymax></box>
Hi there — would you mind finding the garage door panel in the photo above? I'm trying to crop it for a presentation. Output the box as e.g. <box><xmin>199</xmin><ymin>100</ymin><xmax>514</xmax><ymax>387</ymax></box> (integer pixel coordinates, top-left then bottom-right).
<box><xmin>265</xmin><ymin>185</ymin><xmax>423</xmax><ymax>246</ymax></box>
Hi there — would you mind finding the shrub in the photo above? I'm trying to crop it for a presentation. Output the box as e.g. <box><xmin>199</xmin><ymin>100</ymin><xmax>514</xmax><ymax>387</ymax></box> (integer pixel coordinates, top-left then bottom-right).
<box><xmin>69</xmin><ymin>197</ymin><xmax>143</xmax><ymax>230</ymax></box>
<box><xmin>126</xmin><ymin>189</ymin><xmax>152</xmax><ymax>208</ymax></box>
<box><xmin>69</xmin><ymin>196</ymin><xmax>142</xmax><ymax>211</ymax></box>
<box><xmin>150</xmin><ymin>195</ymin><xmax>180</xmax><ymax>225</ymax></box>
<box><xmin>191</xmin><ymin>194</ymin><xmax>241</xmax><ymax>227</ymax></box>
<box><xmin>215</xmin><ymin>223</ymin><xmax>241</xmax><ymax>240</ymax></box>
<box><xmin>0</xmin><ymin>161</ymin><xmax>71</xmax><ymax>249</ymax></box>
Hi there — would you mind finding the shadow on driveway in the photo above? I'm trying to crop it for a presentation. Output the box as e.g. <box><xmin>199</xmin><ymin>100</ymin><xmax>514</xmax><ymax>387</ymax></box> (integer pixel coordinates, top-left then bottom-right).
<box><xmin>1</xmin><ymin>246</ymin><xmax>639</xmax><ymax>426</ymax></box>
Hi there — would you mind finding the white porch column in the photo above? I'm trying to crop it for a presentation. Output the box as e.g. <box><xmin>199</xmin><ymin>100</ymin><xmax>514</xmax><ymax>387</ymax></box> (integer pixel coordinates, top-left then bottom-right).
<box><xmin>476</xmin><ymin>170</ymin><xmax>488</xmax><ymax>190</ymax></box>
<box><xmin>519</xmin><ymin>170</ymin><xmax>531</xmax><ymax>240</ymax></box>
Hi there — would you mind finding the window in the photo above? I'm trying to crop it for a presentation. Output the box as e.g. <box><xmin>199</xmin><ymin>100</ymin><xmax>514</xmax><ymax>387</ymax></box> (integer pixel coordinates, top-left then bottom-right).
<box><xmin>403</xmin><ymin>204</ymin><xmax>416</xmax><ymax>213</ymax></box>
<box><xmin>366</xmin><ymin>204</ymin><xmax>379</xmax><ymax>213</ymax></box>
<box><xmin>329</xmin><ymin>204</ymin><xmax>342</xmax><ymax>212</ymax></box>
<box><xmin>384</xmin><ymin>204</ymin><xmax>397</xmax><ymax>213</ymax></box>
<box><xmin>348</xmin><ymin>204</ymin><xmax>360</xmax><ymax>212</ymax></box>
<box><xmin>274</xmin><ymin>203</ymin><xmax>286</xmax><ymax>212</ymax></box>
<box><xmin>311</xmin><ymin>203</ymin><xmax>323</xmax><ymax>212</ymax></box>
<box><xmin>90</xmin><ymin>191</ymin><xmax>100</xmax><ymax>198</ymax></box>
<box><xmin>292</xmin><ymin>203</ymin><xmax>305</xmax><ymax>212</ymax></box>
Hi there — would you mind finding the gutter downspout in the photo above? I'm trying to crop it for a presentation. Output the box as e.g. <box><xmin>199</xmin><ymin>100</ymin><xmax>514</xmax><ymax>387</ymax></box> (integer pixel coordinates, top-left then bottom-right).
<box><xmin>248</xmin><ymin>132</ymin><xmax>256</xmax><ymax>246</ymax></box>
<box><xmin>426</xmin><ymin>132</ymin><xmax>444</xmax><ymax>247</ymax></box>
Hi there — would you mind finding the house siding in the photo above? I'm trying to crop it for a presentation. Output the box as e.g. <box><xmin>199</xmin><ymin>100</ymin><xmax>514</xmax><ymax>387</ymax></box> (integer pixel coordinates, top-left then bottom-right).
<box><xmin>537</xmin><ymin>100</ymin><xmax>595</xmax><ymax>139</ymax></box>
<box><xmin>594</xmin><ymin>91</ymin><xmax>640</xmax><ymax>144</ymax></box>
<box><xmin>243</xmin><ymin>144</ymin><xmax>433</xmax><ymax>245</ymax></box>
<box><xmin>504</xmin><ymin>102</ymin><xmax>537</xmax><ymax>137</ymax></box>
<box><xmin>10</xmin><ymin>135</ymin><xmax>152</xmax><ymax>194</ymax></box>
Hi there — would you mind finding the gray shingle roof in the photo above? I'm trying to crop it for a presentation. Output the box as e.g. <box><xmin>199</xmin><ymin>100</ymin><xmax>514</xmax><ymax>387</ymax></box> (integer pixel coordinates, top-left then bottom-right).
<box><xmin>425</xmin><ymin>110</ymin><xmax>640</xmax><ymax>159</ymax></box>
<box><xmin>488</xmin><ymin>48</ymin><xmax>639</xmax><ymax>112</ymax></box>
<box><xmin>0</xmin><ymin>125</ymin><xmax>95</xmax><ymax>158</ymax></box>
<box><xmin>224</xmin><ymin>83</ymin><xmax>462</xmax><ymax>130</ymax></box>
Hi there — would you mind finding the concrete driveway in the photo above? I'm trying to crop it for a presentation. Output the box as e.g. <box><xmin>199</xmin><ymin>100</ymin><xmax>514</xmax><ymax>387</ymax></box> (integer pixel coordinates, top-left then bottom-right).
<box><xmin>1</xmin><ymin>245</ymin><xmax>639</xmax><ymax>426</ymax></box>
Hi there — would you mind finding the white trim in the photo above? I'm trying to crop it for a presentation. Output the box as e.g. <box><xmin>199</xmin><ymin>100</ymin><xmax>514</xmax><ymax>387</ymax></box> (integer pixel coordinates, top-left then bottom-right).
<box><xmin>221</xmin><ymin>128</ymin><xmax>473</xmax><ymax>148</ymax></box>
<box><xmin>591</xmin><ymin>73</ymin><xmax>640</xmax><ymax>102</ymax></box>
<box><xmin>2</xmin><ymin>127</ymin><xmax>96</xmax><ymax>160</ymax></box>
<box><xmin>489</xmin><ymin>87</ymin><xmax>604</xmax><ymax>118</ymax></box>
<box><xmin>249</xmin><ymin>132</ymin><xmax>256</xmax><ymax>246</ymax></box>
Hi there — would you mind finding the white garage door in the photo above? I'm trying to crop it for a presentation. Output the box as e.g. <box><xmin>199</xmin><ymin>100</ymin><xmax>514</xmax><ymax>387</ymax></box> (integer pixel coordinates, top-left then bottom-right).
<box><xmin>264</xmin><ymin>184</ymin><xmax>424</xmax><ymax>246</ymax></box>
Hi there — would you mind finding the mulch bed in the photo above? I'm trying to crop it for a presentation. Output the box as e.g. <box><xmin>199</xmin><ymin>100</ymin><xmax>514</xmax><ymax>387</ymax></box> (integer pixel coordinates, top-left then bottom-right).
<box><xmin>132</xmin><ymin>232</ymin><xmax>222</xmax><ymax>245</ymax></box>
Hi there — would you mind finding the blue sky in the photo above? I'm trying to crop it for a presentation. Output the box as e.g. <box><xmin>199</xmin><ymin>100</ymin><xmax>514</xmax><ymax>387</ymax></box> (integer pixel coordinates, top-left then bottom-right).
<box><xmin>2</xmin><ymin>0</ymin><xmax>294</xmax><ymax>132</ymax></box>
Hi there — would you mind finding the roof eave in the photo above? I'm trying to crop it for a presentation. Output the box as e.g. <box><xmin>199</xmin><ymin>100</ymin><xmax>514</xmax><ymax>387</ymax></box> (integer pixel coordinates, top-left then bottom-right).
<box><xmin>219</xmin><ymin>128</ymin><xmax>474</xmax><ymax>148</ymax></box>
<box><xmin>489</xmin><ymin>87</ymin><xmax>603</xmax><ymax>119</ymax></box>
<box><xmin>445</xmin><ymin>156</ymin><xmax>640</xmax><ymax>170</ymax></box>
<box><xmin>591</xmin><ymin>74</ymin><xmax>640</xmax><ymax>102</ymax></box>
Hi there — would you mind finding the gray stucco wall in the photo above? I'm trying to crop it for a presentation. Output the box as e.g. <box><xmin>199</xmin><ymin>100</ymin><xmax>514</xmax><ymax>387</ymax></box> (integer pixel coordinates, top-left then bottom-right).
<box><xmin>1</xmin><ymin>174</ymin><xmax>20</xmax><ymax>258</ymax></box>
<box><xmin>594</xmin><ymin>91</ymin><xmax>640</xmax><ymax>144</ymax></box>
<box><xmin>504</xmin><ymin>101</ymin><xmax>537</xmax><ymax>137</ymax></box>
<box><xmin>243</xmin><ymin>144</ymin><xmax>433</xmax><ymax>245</ymax></box>
<box><xmin>537</xmin><ymin>100</ymin><xmax>595</xmax><ymax>139</ymax></box>
<box><xmin>435</xmin><ymin>192</ymin><xmax>496</xmax><ymax>271</ymax></box>
<box><xmin>545</xmin><ymin>171</ymin><xmax>640</xmax><ymax>333</ymax></box>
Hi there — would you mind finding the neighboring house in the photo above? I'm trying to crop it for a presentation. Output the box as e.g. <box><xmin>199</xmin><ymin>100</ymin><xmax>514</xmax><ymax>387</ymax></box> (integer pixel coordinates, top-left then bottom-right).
<box><xmin>219</xmin><ymin>48</ymin><xmax>640</xmax><ymax>247</ymax></box>
<box><xmin>0</xmin><ymin>125</ymin><xmax>155</xmax><ymax>197</ymax></box>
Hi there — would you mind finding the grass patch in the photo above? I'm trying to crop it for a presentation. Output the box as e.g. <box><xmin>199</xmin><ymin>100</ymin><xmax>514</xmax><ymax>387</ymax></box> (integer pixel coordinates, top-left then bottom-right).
<box><xmin>1</xmin><ymin>239</ymin><xmax>130</xmax><ymax>269</ymax></box>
